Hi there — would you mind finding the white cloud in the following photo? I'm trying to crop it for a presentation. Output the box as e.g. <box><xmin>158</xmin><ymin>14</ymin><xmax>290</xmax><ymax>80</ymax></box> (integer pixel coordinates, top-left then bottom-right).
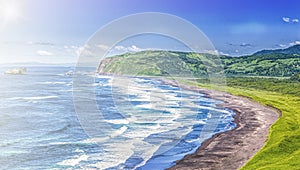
<box><xmin>278</xmin><ymin>41</ymin><xmax>300</xmax><ymax>48</ymax></box>
<box><xmin>203</xmin><ymin>49</ymin><xmax>228</xmax><ymax>56</ymax></box>
<box><xmin>240</xmin><ymin>43</ymin><xmax>252</xmax><ymax>47</ymax></box>
<box><xmin>114</xmin><ymin>45</ymin><xmax>142</xmax><ymax>52</ymax></box>
<box><xmin>37</xmin><ymin>50</ymin><xmax>53</xmax><ymax>56</ymax></box>
<box><xmin>282</xmin><ymin>17</ymin><xmax>299</xmax><ymax>23</ymax></box>
<box><xmin>27</xmin><ymin>41</ymin><xmax>54</xmax><ymax>46</ymax></box>
<box><xmin>63</xmin><ymin>45</ymin><xmax>79</xmax><ymax>55</ymax></box>
<box><xmin>282</xmin><ymin>17</ymin><xmax>290</xmax><ymax>23</ymax></box>
<box><xmin>97</xmin><ymin>44</ymin><xmax>110</xmax><ymax>51</ymax></box>
<box><xmin>128</xmin><ymin>45</ymin><xmax>142</xmax><ymax>52</ymax></box>
<box><xmin>278</xmin><ymin>44</ymin><xmax>287</xmax><ymax>48</ymax></box>
<box><xmin>219</xmin><ymin>51</ymin><xmax>229</xmax><ymax>56</ymax></box>
<box><xmin>204</xmin><ymin>50</ymin><xmax>218</xmax><ymax>55</ymax></box>
<box><xmin>289</xmin><ymin>41</ymin><xmax>300</xmax><ymax>46</ymax></box>
<box><xmin>76</xmin><ymin>45</ymin><xmax>94</xmax><ymax>56</ymax></box>
<box><xmin>114</xmin><ymin>45</ymin><xmax>126</xmax><ymax>51</ymax></box>
<box><xmin>64</xmin><ymin>45</ymin><xmax>78</xmax><ymax>49</ymax></box>
<box><xmin>292</xmin><ymin>18</ymin><xmax>299</xmax><ymax>23</ymax></box>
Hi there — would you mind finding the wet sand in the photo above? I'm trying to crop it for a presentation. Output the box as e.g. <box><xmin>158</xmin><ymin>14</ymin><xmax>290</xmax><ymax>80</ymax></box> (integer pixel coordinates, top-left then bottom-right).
<box><xmin>159</xmin><ymin>79</ymin><xmax>280</xmax><ymax>170</ymax></box>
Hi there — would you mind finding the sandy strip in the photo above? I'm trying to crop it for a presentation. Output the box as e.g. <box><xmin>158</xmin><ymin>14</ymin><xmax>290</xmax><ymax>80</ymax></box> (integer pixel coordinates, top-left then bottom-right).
<box><xmin>158</xmin><ymin>79</ymin><xmax>280</xmax><ymax>170</ymax></box>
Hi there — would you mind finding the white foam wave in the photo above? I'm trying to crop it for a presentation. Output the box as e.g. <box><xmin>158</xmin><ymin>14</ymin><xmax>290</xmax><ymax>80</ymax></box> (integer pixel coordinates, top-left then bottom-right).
<box><xmin>37</xmin><ymin>81</ymin><xmax>67</xmax><ymax>85</ymax></box>
<box><xmin>79</xmin><ymin>126</ymin><xmax>128</xmax><ymax>144</ymax></box>
<box><xmin>80</xmin><ymin>137</ymin><xmax>110</xmax><ymax>144</ymax></box>
<box><xmin>105</xmin><ymin>119</ymin><xmax>129</xmax><ymax>125</ymax></box>
<box><xmin>185</xmin><ymin>138</ymin><xmax>200</xmax><ymax>143</ymax></box>
<box><xmin>110</xmin><ymin>126</ymin><xmax>128</xmax><ymax>138</ymax></box>
<box><xmin>9</xmin><ymin>96</ymin><xmax>58</xmax><ymax>100</ymax></box>
<box><xmin>197</xmin><ymin>105</ymin><xmax>231</xmax><ymax>114</ymax></box>
<box><xmin>50</xmin><ymin>136</ymin><xmax>110</xmax><ymax>146</ymax></box>
<box><xmin>57</xmin><ymin>154</ymin><xmax>89</xmax><ymax>167</ymax></box>
<box><xmin>96</xmin><ymin>75</ymin><xmax>113</xmax><ymax>79</ymax></box>
<box><xmin>49</xmin><ymin>141</ymin><xmax>71</xmax><ymax>145</ymax></box>
<box><xmin>74</xmin><ymin>149</ymin><xmax>84</xmax><ymax>153</ymax></box>
<box><xmin>87</xmin><ymin>140</ymin><xmax>135</xmax><ymax>169</ymax></box>
<box><xmin>73</xmin><ymin>77</ymin><xmax>234</xmax><ymax>169</ymax></box>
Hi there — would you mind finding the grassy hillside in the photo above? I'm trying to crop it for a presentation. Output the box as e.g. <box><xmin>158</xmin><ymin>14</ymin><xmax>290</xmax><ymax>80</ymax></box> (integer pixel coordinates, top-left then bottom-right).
<box><xmin>98</xmin><ymin>50</ymin><xmax>222</xmax><ymax>77</ymax></box>
<box><xmin>180</xmin><ymin>77</ymin><xmax>300</xmax><ymax>169</ymax></box>
<box><xmin>98</xmin><ymin>47</ymin><xmax>300</xmax><ymax>77</ymax></box>
<box><xmin>222</xmin><ymin>53</ymin><xmax>300</xmax><ymax>76</ymax></box>
<box><xmin>290</xmin><ymin>72</ymin><xmax>300</xmax><ymax>81</ymax></box>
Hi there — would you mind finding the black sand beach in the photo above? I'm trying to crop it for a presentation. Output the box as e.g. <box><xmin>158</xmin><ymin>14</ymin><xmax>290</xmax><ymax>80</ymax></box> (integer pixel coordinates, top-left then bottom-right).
<box><xmin>159</xmin><ymin>79</ymin><xmax>280</xmax><ymax>170</ymax></box>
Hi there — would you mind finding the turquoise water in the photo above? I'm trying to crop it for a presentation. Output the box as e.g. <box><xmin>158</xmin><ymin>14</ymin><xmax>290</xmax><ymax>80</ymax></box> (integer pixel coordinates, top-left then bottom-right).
<box><xmin>0</xmin><ymin>66</ymin><xmax>235</xmax><ymax>169</ymax></box>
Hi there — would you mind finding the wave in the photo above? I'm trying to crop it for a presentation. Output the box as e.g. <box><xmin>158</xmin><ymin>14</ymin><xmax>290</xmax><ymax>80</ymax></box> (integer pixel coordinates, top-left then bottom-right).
<box><xmin>86</xmin><ymin>142</ymin><xmax>134</xmax><ymax>169</ymax></box>
<box><xmin>49</xmin><ymin>125</ymin><xmax>128</xmax><ymax>147</ymax></box>
<box><xmin>80</xmin><ymin>137</ymin><xmax>110</xmax><ymax>144</ymax></box>
<box><xmin>110</xmin><ymin>126</ymin><xmax>128</xmax><ymax>138</ymax></box>
<box><xmin>9</xmin><ymin>95</ymin><xmax>58</xmax><ymax>101</ymax></box>
<box><xmin>45</xmin><ymin>77</ymin><xmax>235</xmax><ymax>169</ymax></box>
<box><xmin>56</xmin><ymin>73</ymin><xmax>65</xmax><ymax>76</ymax></box>
<box><xmin>57</xmin><ymin>154</ymin><xmax>89</xmax><ymax>167</ymax></box>
<box><xmin>197</xmin><ymin>105</ymin><xmax>232</xmax><ymax>114</ymax></box>
<box><xmin>105</xmin><ymin>119</ymin><xmax>130</xmax><ymax>125</ymax></box>
<box><xmin>47</xmin><ymin>124</ymin><xmax>71</xmax><ymax>135</ymax></box>
<box><xmin>74</xmin><ymin>149</ymin><xmax>84</xmax><ymax>153</ymax></box>
<box><xmin>96</xmin><ymin>75</ymin><xmax>113</xmax><ymax>79</ymax></box>
<box><xmin>90</xmin><ymin>80</ymin><xmax>112</xmax><ymax>87</ymax></box>
<box><xmin>37</xmin><ymin>81</ymin><xmax>67</xmax><ymax>85</ymax></box>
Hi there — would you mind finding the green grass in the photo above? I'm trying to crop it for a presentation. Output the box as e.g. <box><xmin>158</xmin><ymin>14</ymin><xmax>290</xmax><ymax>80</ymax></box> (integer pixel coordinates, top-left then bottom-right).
<box><xmin>98</xmin><ymin>50</ymin><xmax>300</xmax><ymax>77</ymax></box>
<box><xmin>181</xmin><ymin>77</ymin><xmax>300</xmax><ymax>169</ymax></box>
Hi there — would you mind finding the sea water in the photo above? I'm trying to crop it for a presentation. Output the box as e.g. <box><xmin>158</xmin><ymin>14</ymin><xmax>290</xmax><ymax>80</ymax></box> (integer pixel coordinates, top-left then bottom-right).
<box><xmin>0</xmin><ymin>66</ymin><xmax>236</xmax><ymax>169</ymax></box>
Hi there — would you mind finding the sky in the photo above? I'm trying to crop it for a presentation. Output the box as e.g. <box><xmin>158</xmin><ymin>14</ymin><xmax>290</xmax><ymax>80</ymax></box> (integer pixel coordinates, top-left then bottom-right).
<box><xmin>0</xmin><ymin>0</ymin><xmax>300</xmax><ymax>64</ymax></box>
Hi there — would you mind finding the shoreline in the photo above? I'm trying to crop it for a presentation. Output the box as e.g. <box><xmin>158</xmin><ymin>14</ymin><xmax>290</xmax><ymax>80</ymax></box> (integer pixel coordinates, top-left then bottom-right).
<box><xmin>158</xmin><ymin>78</ymin><xmax>280</xmax><ymax>170</ymax></box>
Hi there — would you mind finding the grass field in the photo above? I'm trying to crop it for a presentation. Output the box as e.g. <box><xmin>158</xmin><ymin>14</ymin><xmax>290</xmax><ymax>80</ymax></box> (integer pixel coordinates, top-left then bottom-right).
<box><xmin>183</xmin><ymin>77</ymin><xmax>300</xmax><ymax>169</ymax></box>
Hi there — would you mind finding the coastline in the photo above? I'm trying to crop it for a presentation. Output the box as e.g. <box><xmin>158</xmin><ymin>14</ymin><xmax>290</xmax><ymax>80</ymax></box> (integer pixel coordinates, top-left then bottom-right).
<box><xmin>158</xmin><ymin>79</ymin><xmax>280</xmax><ymax>170</ymax></box>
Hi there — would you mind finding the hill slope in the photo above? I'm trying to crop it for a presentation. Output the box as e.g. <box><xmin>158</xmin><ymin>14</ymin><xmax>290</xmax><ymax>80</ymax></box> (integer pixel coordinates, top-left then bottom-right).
<box><xmin>98</xmin><ymin>46</ymin><xmax>300</xmax><ymax>77</ymax></box>
<box><xmin>98</xmin><ymin>51</ymin><xmax>223</xmax><ymax>77</ymax></box>
<box><xmin>254</xmin><ymin>44</ymin><xmax>300</xmax><ymax>55</ymax></box>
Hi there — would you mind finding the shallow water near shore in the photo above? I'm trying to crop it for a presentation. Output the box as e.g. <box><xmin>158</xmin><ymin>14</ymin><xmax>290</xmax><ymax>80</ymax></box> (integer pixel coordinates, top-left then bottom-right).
<box><xmin>0</xmin><ymin>66</ymin><xmax>236</xmax><ymax>169</ymax></box>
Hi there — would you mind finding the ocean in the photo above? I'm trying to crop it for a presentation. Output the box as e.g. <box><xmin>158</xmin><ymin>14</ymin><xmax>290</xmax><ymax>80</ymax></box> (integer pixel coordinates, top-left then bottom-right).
<box><xmin>0</xmin><ymin>66</ymin><xmax>236</xmax><ymax>170</ymax></box>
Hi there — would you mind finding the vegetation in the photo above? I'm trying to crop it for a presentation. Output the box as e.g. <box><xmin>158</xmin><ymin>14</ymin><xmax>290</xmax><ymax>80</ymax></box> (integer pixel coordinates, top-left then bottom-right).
<box><xmin>222</xmin><ymin>53</ymin><xmax>300</xmax><ymax>76</ymax></box>
<box><xmin>290</xmin><ymin>72</ymin><xmax>300</xmax><ymax>81</ymax></box>
<box><xmin>98</xmin><ymin>45</ymin><xmax>300</xmax><ymax>77</ymax></box>
<box><xmin>98</xmin><ymin>45</ymin><xmax>300</xmax><ymax>169</ymax></box>
<box><xmin>226</xmin><ymin>77</ymin><xmax>300</xmax><ymax>96</ymax></box>
<box><xmin>189</xmin><ymin>77</ymin><xmax>300</xmax><ymax>170</ymax></box>
<box><xmin>175</xmin><ymin>77</ymin><xmax>299</xmax><ymax>169</ymax></box>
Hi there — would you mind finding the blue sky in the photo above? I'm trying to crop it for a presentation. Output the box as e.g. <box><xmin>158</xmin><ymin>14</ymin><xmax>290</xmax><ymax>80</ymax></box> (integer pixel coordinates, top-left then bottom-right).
<box><xmin>0</xmin><ymin>0</ymin><xmax>300</xmax><ymax>63</ymax></box>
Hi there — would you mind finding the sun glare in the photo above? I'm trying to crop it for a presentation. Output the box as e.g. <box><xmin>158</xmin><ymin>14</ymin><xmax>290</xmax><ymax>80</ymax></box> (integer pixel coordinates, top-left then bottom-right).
<box><xmin>0</xmin><ymin>1</ymin><xmax>21</xmax><ymax>24</ymax></box>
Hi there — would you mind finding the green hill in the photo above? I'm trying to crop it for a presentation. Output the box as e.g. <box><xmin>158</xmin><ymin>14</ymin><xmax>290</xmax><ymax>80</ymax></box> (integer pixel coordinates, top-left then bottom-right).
<box><xmin>222</xmin><ymin>53</ymin><xmax>300</xmax><ymax>76</ymax></box>
<box><xmin>98</xmin><ymin>50</ymin><xmax>222</xmax><ymax>77</ymax></box>
<box><xmin>98</xmin><ymin>45</ymin><xmax>300</xmax><ymax>77</ymax></box>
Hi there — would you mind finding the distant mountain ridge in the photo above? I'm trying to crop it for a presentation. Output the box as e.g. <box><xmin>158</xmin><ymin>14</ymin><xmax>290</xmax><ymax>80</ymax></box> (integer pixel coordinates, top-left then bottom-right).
<box><xmin>254</xmin><ymin>44</ymin><xmax>300</xmax><ymax>55</ymax></box>
<box><xmin>98</xmin><ymin>45</ymin><xmax>300</xmax><ymax>77</ymax></box>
